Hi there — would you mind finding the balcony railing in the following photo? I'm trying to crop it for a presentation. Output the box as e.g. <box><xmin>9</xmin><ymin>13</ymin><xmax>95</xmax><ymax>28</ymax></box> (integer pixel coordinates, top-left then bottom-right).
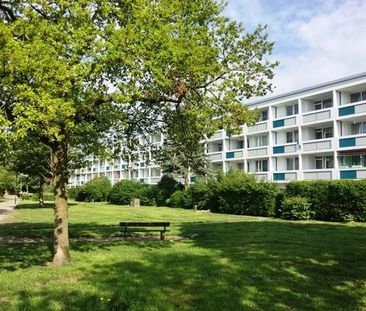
<box><xmin>273</xmin><ymin>171</ymin><xmax>297</xmax><ymax>181</ymax></box>
<box><xmin>302</xmin><ymin>138</ymin><xmax>333</xmax><ymax>152</ymax></box>
<box><xmin>339</xmin><ymin>101</ymin><xmax>366</xmax><ymax>117</ymax></box>
<box><xmin>273</xmin><ymin>143</ymin><xmax>298</xmax><ymax>155</ymax></box>
<box><xmin>303</xmin><ymin>169</ymin><xmax>333</xmax><ymax>180</ymax></box>
<box><xmin>339</xmin><ymin>134</ymin><xmax>366</xmax><ymax>148</ymax></box>
<box><xmin>207</xmin><ymin>152</ymin><xmax>222</xmax><ymax>161</ymax></box>
<box><xmin>247</xmin><ymin>146</ymin><xmax>268</xmax><ymax>157</ymax></box>
<box><xmin>302</xmin><ymin>109</ymin><xmax>332</xmax><ymax>123</ymax></box>
<box><xmin>226</xmin><ymin>150</ymin><xmax>244</xmax><ymax>159</ymax></box>
<box><xmin>340</xmin><ymin>168</ymin><xmax>366</xmax><ymax>180</ymax></box>
<box><xmin>272</xmin><ymin>115</ymin><xmax>297</xmax><ymax>129</ymax></box>
<box><xmin>247</xmin><ymin>121</ymin><xmax>268</xmax><ymax>134</ymax></box>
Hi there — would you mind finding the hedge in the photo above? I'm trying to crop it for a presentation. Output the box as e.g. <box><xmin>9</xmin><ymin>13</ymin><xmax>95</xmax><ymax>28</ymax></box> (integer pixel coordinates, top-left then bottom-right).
<box><xmin>109</xmin><ymin>180</ymin><xmax>155</xmax><ymax>206</ymax></box>
<box><xmin>285</xmin><ymin>180</ymin><xmax>366</xmax><ymax>222</ymax></box>
<box><xmin>75</xmin><ymin>176</ymin><xmax>111</xmax><ymax>202</ymax></box>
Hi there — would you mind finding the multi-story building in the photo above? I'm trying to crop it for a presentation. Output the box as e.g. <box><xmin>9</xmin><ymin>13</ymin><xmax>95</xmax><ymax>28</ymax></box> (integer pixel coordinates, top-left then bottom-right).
<box><xmin>69</xmin><ymin>72</ymin><xmax>366</xmax><ymax>186</ymax></box>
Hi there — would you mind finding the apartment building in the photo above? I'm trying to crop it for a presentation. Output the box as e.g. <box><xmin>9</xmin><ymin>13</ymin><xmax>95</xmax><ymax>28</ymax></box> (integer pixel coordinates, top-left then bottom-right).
<box><xmin>69</xmin><ymin>72</ymin><xmax>366</xmax><ymax>186</ymax></box>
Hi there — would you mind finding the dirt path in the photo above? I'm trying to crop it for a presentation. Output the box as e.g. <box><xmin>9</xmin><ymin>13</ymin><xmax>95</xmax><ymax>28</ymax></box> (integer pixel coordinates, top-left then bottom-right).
<box><xmin>0</xmin><ymin>198</ymin><xmax>16</xmax><ymax>224</ymax></box>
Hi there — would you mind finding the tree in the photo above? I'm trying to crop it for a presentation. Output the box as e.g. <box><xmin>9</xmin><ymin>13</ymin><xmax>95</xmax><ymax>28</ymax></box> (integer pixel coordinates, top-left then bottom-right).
<box><xmin>153</xmin><ymin>111</ymin><xmax>210</xmax><ymax>188</ymax></box>
<box><xmin>0</xmin><ymin>0</ymin><xmax>277</xmax><ymax>265</ymax></box>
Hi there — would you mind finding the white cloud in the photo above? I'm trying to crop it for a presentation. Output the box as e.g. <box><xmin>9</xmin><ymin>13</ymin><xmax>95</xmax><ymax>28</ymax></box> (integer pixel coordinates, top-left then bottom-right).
<box><xmin>225</xmin><ymin>0</ymin><xmax>366</xmax><ymax>96</ymax></box>
<box><xmin>271</xmin><ymin>0</ymin><xmax>366</xmax><ymax>94</ymax></box>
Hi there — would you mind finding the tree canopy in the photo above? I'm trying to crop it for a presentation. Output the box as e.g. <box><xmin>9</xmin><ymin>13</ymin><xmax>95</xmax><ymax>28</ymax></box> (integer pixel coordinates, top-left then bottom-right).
<box><xmin>0</xmin><ymin>0</ymin><xmax>278</xmax><ymax>265</ymax></box>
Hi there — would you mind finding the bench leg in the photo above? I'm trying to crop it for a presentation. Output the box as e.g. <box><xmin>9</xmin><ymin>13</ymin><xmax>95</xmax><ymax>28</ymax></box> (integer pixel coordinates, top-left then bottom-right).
<box><xmin>160</xmin><ymin>231</ymin><xmax>165</xmax><ymax>240</ymax></box>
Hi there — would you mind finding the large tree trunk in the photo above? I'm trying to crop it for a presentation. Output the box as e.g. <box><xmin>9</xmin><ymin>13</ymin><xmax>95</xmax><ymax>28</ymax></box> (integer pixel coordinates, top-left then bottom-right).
<box><xmin>51</xmin><ymin>141</ymin><xmax>70</xmax><ymax>266</ymax></box>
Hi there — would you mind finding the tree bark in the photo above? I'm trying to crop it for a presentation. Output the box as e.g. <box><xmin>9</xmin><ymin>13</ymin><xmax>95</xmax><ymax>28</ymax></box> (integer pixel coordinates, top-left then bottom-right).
<box><xmin>39</xmin><ymin>178</ymin><xmax>44</xmax><ymax>208</ymax></box>
<box><xmin>51</xmin><ymin>141</ymin><xmax>70</xmax><ymax>266</ymax></box>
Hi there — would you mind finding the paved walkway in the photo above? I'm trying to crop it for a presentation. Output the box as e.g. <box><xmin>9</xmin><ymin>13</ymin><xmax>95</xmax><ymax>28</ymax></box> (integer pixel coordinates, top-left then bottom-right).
<box><xmin>0</xmin><ymin>198</ymin><xmax>16</xmax><ymax>224</ymax></box>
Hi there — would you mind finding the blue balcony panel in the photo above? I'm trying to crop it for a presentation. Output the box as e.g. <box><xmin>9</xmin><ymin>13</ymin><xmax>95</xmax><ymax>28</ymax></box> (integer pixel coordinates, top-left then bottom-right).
<box><xmin>273</xmin><ymin>146</ymin><xmax>285</xmax><ymax>154</ymax></box>
<box><xmin>339</xmin><ymin>106</ymin><xmax>355</xmax><ymax>116</ymax></box>
<box><xmin>273</xmin><ymin>119</ymin><xmax>285</xmax><ymax>128</ymax></box>
<box><xmin>226</xmin><ymin>152</ymin><xmax>235</xmax><ymax>159</ymax></box>
<box><xmin>340</xmin><ymin>170</ymin><xmax>357</xmax><ymax>179</ymax></box>
<box><xmin>274</xmin><ymin>173</ymin><xmax>285</xmax><ymax>181</ymax></box>
<box><xmin>339</xmin><ymin>138</ymin><xmax>356</xmax><ymax>148</ymax></box>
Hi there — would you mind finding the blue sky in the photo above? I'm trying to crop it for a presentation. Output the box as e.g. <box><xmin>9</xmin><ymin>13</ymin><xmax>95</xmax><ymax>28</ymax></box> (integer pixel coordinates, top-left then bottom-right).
<box><xmin>225</xmin><ymin>0</ymin><xmax>366</xmax><ymax>96</ymax></box>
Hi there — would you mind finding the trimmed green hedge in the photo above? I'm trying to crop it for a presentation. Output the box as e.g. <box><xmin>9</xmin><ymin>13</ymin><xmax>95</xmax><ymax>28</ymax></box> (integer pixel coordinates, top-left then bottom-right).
<box><xmin>109</xmin><ymin>180</ymin><xmax>155</xmax><ymax>206</ymax></box>
<box><xmin>278</xmin><ymin>196</ymin><xmax>312</xmax><ymax>220</ymax></box>
<box><xmin>285</xmin><ymin>180</ymin><xmax>366</xmax><ymax>222</ymax></box>
<box><xmin>75</xmin><ymin>177</ymin><xmax>111</xmax><ymax>202</ymax></box>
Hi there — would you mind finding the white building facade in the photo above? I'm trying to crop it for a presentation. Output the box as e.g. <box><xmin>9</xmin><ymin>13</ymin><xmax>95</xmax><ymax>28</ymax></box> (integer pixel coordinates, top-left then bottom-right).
<box><xmin>70</xmin><ymin>72</ymin><xmax>366</xmax><ymax>186</ymax></box>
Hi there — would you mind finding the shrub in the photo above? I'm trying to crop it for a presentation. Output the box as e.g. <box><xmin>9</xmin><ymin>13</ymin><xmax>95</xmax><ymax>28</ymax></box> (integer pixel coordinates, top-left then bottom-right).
<box><xmin>204</xmin><ymin>170</ymin><xmax>279</xmax><ymax>217</ymax></box>
<box><xmin>187</xmin><ymin>181</ymin><xmax>210</xmax><ymax>210</ymax></box>
<box><xmin>75</xmin><ymin>177</ymin><xmax>111</xmax><ymax>202</ymax></box>
<box><xmin>278</xmin><ymin>196</ymin><xmax>312</xmax><ymax>220</ymax></box>
<box><xmin>155</xmin><ymin>175</ymin><xmax>183</xmax><ymax>206</ymax></box>
<box><xmin>109</xmin><ymin>180</ymin><xmax>155</xmax><ymax>206</ymax></box>
<box><xmin>285</xmin><ymin>180</ymin><xmax>366</xmax><ymax>222</ymax></box>
<box><xmin>169</xmin><ymin>190</ymin><xmax>192</xmax><ymax>209</ymax></box>
<box><xmin>67</xmin><ymin>187</ymin><xmax>80</xmax><ymax>200</ymax></box>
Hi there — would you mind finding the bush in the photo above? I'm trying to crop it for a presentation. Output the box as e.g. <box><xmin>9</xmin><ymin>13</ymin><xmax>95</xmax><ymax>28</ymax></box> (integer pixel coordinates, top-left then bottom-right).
<box><xmin>109</xmin><ymin>180</ymin><xmax>155</xmax><ymax>206</ymax></box>
<box><xmin>278</xmin><ymin>196</ymin><xmax>312</xmax><ymax>220</ymax></box>
<box><xmin>155</xmin><ymin>175</ymin><xmax>183</xmax><ymax>206</ymax></box>
<box><xmin>285</xmin><ymin>180</ymin><xmax>366</xmax><ymax>222</ymax></box>
<box><xmin>75</xmin><ymin>177</ymin><xmax>111</xmax><ymax>202</ymax></box>
<box><xmin>203</xmin><ymin>170</ymin><xmax>279</xmax><ymax>217</ymax></box>
<box><xmin>67</xmin><ymin>187</ymin><xmax>80</xmax><ymax>200</ymax></box>
<box><xmin>169</xmin><ymin>190</ymin><xmax>192</xmax><ymax>209</ymax></box>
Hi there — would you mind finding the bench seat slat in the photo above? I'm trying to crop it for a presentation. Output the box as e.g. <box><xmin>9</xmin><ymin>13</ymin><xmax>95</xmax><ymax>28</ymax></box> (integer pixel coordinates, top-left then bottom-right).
<box><xmin>119</xmin><ymin>222</ymin><xmax>170</xmax><ymax>227</ymax></box>
<box><xmin>125</xmin><ymin>229</ymin><xmax>171</xmax><ymax>232</ymax></box>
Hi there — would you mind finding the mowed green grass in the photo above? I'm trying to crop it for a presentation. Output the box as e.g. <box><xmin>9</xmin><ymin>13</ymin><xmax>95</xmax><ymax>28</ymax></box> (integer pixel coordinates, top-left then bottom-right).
<box><xmin>1</xmin><ymin>202</ymin><xmax>366</xmax><ymax>311</ymax></box>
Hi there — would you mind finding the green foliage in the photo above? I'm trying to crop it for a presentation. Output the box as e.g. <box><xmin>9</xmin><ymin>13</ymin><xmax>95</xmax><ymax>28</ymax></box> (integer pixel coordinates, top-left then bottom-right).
<box><xmin>109</xmin><ymin>180</ymin><xmax>155</xmax><ymax>206</ymax></box>
<box><xmin>169</xmin><ymin>190</ymin><xmax>192</xmax><ymax>209</ymax></box>
<box><xmin>204</xmin><ymin>170</ymin><xmax>279</xmax><ymax>216</ymax></box>
<box><xmin>278</xmin><ymin>196</ymin><xmax>312</xmax><ymax>220</ymax></box>
<box><xmin>155</xmin><ymin>175</ymin><xmax>184</xmax><ymax>206</ymax></box>
<box><xmin>67</xmin><ymin>187</ymin><xmax>81</xmax><ymax>200</ymax></box>
<box><xmin>75</xmin><ymin>177</ymin><xmax>111</xmax><ymax>202</ymax></box>
<box><xmin>285</xmin><ymin>181</ymin><xmax>366</xmax><ymax>222</ymax></box>
<box><xmin>0</xmin><ymin>167</ymin><xmax>16</xmax><ymax>195</ymax></box>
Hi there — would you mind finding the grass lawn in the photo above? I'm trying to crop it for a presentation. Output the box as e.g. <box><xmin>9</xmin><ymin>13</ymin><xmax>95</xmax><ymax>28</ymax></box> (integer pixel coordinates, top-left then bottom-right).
<box><xmin>1</xmin><ymin>201</ymin><xmax>366</xmax><ymax>311</ymax></box>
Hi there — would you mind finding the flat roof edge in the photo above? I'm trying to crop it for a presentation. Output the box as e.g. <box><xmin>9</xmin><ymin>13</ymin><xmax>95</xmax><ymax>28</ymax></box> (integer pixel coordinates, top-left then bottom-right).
<box><xmin>247</xmin><ymin>72</ymin><xmax>366</xmax><ymax>106</ymax></box>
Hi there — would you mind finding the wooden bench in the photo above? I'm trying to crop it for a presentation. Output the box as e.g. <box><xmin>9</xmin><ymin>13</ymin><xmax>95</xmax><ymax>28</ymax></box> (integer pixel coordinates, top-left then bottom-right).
<box><xmin>119</xmin><ymin>222</ymin><xmax>170</xmax><ymax>240</ymax></box>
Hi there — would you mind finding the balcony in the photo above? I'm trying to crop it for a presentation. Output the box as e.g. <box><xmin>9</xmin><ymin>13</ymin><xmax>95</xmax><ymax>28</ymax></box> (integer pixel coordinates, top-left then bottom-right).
<box><xmin>302</xmin><ymin>109</ymin><xmax>332</xmax><ymax>124</ymax></box>
<box><xmin>209</xmin><ymin>131</ymin><xmax>223</xmax><ymax>140</ymax></box>
<box><xmin>226</xmin><ymin>150</ymin><xmax>244</xmax><ymax>159</ymax></box>
<box><xmin>339</xmin><ymin>134</ymin><xmax>366</xmax><ymax>148</ymax></box>
<box><xmin>207</xmin><ymin>152</ymin><xmax>222</xmax><ymax>161</ymax></box>
<box><xmin>272</xmin><ymin>116</ymin><xmax>297</xmax><ymax>129</ymax></box>
<box><xmin>247</xmin><ymin>146</ymin><xmax>268</xmax><ymax>157</ymax></box>
<box><xmin>303</xmin><ymin>169</ymin><xmax>333</xmax><ymax>180</ymax></box>
<box><xmin>273</xmin><ymin>171</ymin><xmax>297</xmax><ymax>181</ymax></box>
<box><xmin>272</xmin><ymin>143</ymin><xmax>298</xmax><ymax>155</ymax></box>
<box><xmin>255</xmin><ymin>173</ymin><xmax>268</xmax><ymax>181</ymax></box>
<box><xmin>247</xmin><ymin>121</ymin><xmax>268</xmax><ymax>134</ymax></box>
<box><xmin>340</xmin><ymin>169</ymin><xmax>366</xmax><ymax>180</ymax></box>
<box><xmin>302</xmin><ymin>138</ymin><xmax>333</xmax><ymax>152</ymax></box>
<box><xmin>339</xmin><ymin>101</ymin><xmax>366</xmax><ymax>117</ymax></box>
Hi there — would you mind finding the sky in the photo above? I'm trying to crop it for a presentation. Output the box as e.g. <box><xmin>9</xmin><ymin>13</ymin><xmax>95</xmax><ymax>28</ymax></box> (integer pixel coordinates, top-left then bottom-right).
<box><xmin>225</xmin><ymin>0</ymin><xmax>366</xmax><ymax>97</ymax></box>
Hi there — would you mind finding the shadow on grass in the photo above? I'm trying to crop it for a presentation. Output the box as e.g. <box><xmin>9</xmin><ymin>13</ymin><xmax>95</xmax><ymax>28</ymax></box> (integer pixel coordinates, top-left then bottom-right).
<box><xmin>1</xmin><ymin>220</ymin><xmax>366</xmax><ymax>310</ymax></box>
<box><xmin>15</xmin><ymin>202</ymin><xmax>77</xmax><ymax>209</ymax></box>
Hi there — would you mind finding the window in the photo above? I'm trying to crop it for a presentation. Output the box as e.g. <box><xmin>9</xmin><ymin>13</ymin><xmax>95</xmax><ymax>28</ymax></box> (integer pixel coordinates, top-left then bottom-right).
<box><xmin>314</xmin><ymin>127</ymin><xmax>333</xmax><ymax>139</ymax></box>
<box><xmin>259</xmin><ymin>110</ymin><xmax>268</xmax><ymax>121</ymax></box>
<box><xmin>286</xmin><ymin>104</ymin><xmax>299</xmax><ymax>116</ymax></box>
<box><xmin>218</xmin><ymin>143</ymin><xmax>222</xmax><ymax>152</ymax></box>
<box><xmin>350</xmin><ymin>122</ymin><xmax>366</xmax><ymax>135</ymax></box>
<box><xmin>314</xmin><ymin>101</ymin><xmax>322</xmax><ymax>110</ymax></box>
<box><xmin>253</xmin><ymin>135</ymin><xmax>268</xmax><ymax>147</ymax></box>
<box><xmin>237</xmin><ymin>140</ymin><xmax>244</xmax><ymax>149</ymax></box>
<box><xmin>323</xmin><ymin>98</ymin><xmax>333</xmax><ymax>108</ymax></box>
<box><xmin>340</xmin><ymin>154</ymin><xmax>366</xmax><ymax>168</ymax></box>
<box><xmin>286</xmin><ymin>130</ymin><xmax>299</xmax><ymax>143</ymax></box>
<box><xmin>350</xmin><ymin>91</ymin><xmax>366</xmax><ymax>103</ymax></box>
<box><xmin>286</xmin><ymin>157</ymin><xmax>299</xmax><ymax>170</ymax></box>
<box><xmin>256</xmin><ymin>160</ymin><xmax>268</xmax><ymax>172</ymax></box>
<box><xmin>315</xmin><ymin>156</ymin><xmax>334</xmax><ymax>169</ymax></box>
